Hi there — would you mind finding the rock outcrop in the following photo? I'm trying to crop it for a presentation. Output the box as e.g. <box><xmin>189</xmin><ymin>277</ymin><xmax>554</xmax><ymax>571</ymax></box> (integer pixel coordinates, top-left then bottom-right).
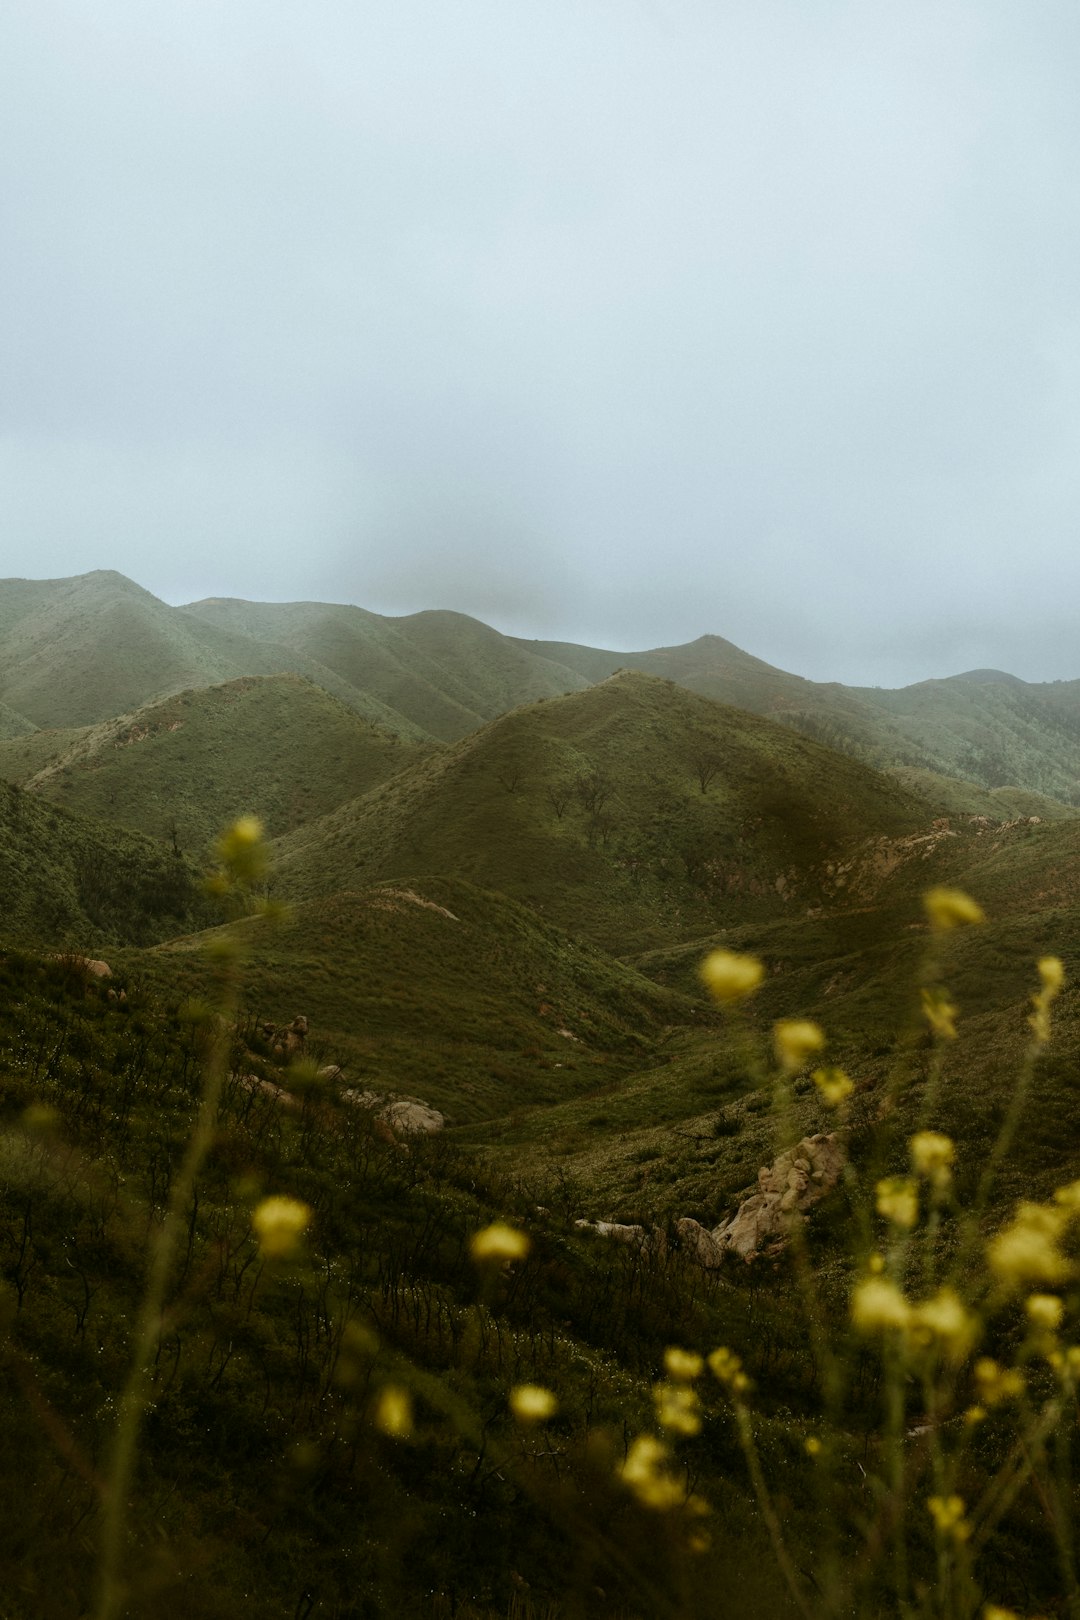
<box><xmin>712</xmin><ymin>1133</ymin><xmax>845</xmax><ymax>1260</ymax></box>
<box><xmin>343</xmin><ymin>1089</ymin><xmax>446</xmax><ymax>1137</ymax></box>
<box><xmin>576</xmin><ymin>1132</ymin><xmax>845</xmax><ymax>1269</ymax></box>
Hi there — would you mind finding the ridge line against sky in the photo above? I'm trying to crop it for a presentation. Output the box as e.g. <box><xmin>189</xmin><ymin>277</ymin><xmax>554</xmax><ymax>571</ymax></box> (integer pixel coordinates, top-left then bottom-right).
<box><xmin>5</xmin><ymin>2</ymin><xmax>1080</xmax><ymax>686</ymax></box>
<box><xmin>3</xmin><ymin>565</ymin><xmax>1071</xmax><ymax>693</ymax></box>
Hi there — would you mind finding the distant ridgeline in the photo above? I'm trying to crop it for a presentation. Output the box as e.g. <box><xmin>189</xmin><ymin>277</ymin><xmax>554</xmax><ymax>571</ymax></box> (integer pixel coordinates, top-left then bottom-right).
<box><xmin>2</xmin><ymin>567</ymin><xmax>1080</xmax><ymax>804</ymax></box>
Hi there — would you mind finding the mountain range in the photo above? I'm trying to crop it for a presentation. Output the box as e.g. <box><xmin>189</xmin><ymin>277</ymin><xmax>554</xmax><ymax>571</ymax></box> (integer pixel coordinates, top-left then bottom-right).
<box><xmin>4</xmin><ymin>568</ymin><xmax>1080</xmax><ymax>807</ymax></box>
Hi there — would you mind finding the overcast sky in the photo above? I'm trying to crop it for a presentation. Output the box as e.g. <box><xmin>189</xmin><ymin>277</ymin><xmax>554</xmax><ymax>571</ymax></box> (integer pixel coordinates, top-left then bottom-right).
<box><xmin>3</xmin><ymin>1</ymin><xmax>1080</xmax><ymax>685</ymax></box>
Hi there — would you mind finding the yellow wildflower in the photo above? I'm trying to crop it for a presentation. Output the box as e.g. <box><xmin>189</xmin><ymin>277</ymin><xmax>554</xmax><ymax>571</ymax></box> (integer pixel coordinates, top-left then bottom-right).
<box><xmin>927</xmin><ymin>1494</ymin><xmax>970</xmax><ymax>1540</ymax></box>
<box><xmin>509</xmin><ymin>1384</ymin><xmax>558</xmax><ymax>1424</ymax></box>
<box><xmin>1030</xmin><ymin>955</ymin><xmax>1065</xmax><ymax>1042</ymax></box>
<box><xmin>707</xmin><ymin>1346</ymin><xmax>749</xmax><ymax>1392</ymax></box>
<box><xmin>664</xmin><ymin>1347</ymin><xmax>704</xmax><ymax>1381</ymax></box>
<box><xmin>813</xmin><ymin>1067</ymin><xmax>854</xmax><ymax>1106</ymax></box>
<box><xmin>699</xmin><ymin>950</ymin><xmax>765</xmax><ymax>1005</ymax></box>
<box><xmin>804</xmin><ymin>1436</ymin><xmax>822</xmax><ymax>1457</ymax></box>
<box><xmin>470</xmin><ymin>1222</ymin><xmax>530</xmax><ymax>1262</ymax></box>
<box><xmin>1054</xmin><ymin>1180</ymin><xmax>1080</xmax><ymax>1211</ymax></box>
<box><xmin>619</xmin><ymin>1435</ymin><xmax>683</xmax><ymax>1511</ymax></box>
<box><xmin>373</xmin><ymin>1385</ymin><xmax>413</xmax><ymax>1437</ymax></box>
<box><xmin>851</xmin><ymin>1276</ymin><xmax>910</xmax><ymax>1334</ymax></box>
<box><xmin>982</xmin><ymin>1607</ymin><xmax>1021</xmax><ymax>1620</ymax></box>
<box><xmin>923</xmin><ymin>887</ymin><xmax>985</xmax><ymax>932</ymax></box>
<box><xmin>653</xmin><ymin>1382</ymin><xmax>702</xmax><ymax>1436</ymax></box>
<box><xmin>1026</xmin><ymin>1294</ymin><xmax>1064</xmax><ymax>1332</ymax></box>
<box><xmin>908</xmin><ymin>1289</ymin><xmax>978</xmax><ymax>1363</ymax></box>
<box><xmin>921</xmin><ymin>988</ymin><xmax>958</xmax><ymax>1040</ymax></box>
<box><xmin>214</xmin><ymin>815</ymin><xmax>269</xmax><ymax>888</ymax></box>
<box><xmin>252</xmin><ymin>1195</ymin><xmax>312</xmax><ymax>1259</ymax></box>
<box><xmin>987</xmin><ymin>1203</ymin><xmax>1072</xmax><ymax>1289</ymax></box>
<box><xmin>910</xmin><ymin>1131</ymin><xmax>955</xmax><ymax>1183</ymax></box>
<box><xmin>974</xmin><ymin>1357</ymin><xmax>1025</xmax><ymax>1406</ymax></box>
<box><xmin>773</xmin><ymin>1019</ymin><xmax>826</xmax><ymax>1071</ymax></box>
<box><xmin>1039</xmin><ymin>955</ymin><xmax>1065</xmax><ymax>995</ymax></box>
<box><xmin>964</xmin><ymin>1405</ymin><xmax>987</xmax><ymax>1426</ymax></box>
<box><xmin>876</xmin><ymin>1176</ymin><xmax>919</xmax><ymax>1230</ymax></box>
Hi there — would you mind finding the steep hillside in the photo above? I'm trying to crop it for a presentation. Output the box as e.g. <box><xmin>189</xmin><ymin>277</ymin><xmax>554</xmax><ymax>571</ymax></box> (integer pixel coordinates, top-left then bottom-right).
<box><xmin>0</xmin><ymin>571</ymin><xmax>428</xmax><ymax>737</ymax></box>
<box><xmin>0</xmin><ymin>675</ymin><xmax>432</xmax><ymax>858</ymax></box>
<box><xmin>126</xmin><ymin>875</ymin><xmax>700</xmax><ymax>1122</ymax></box>
<box><xmin>0</xmin><ymin>701</ymin><xmax>34</xmax><ymax>740</ymax></box>
<box><xmin>519</xmin><ymin>635</ymin><xmax>1080</xmax><ymax>799</ymax></box>
<box><xmin>885</xmin><ymin>764</ymin><xmax>1078</xmax><ymax>821</ymax></box>
<box><xmin>272</xmin><ymin>672</ymin><xmax>930</xmax><ymax>953</ymax></box>
<box><xmin>181</xmin><ymin>597</ymin><xmax>589</xmax><ymax>740</ymax></box>
<box><xmin>0</xmin><ymin>780</ymin><xmax>215</xmax><ymax>947</ymax></box>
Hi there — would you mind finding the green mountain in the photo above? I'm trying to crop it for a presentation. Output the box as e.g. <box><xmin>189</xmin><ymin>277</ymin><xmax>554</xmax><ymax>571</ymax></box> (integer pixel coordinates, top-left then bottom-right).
<box><xmin>0</xmin><ymin>674</ymin><xmax>433</xmax><ymax>859</ymax></box>
<box><xmin>272</xmin><ymin>672</ymin><xmax>930</xmax><ymax>953</ymax></box>
<box><xmin>0</xmin><ymin>570</ymin><xmax>428</xmax><ymax>738</ymax></box>
<box><xmin>9</xmin><ymin>570</ymin><xmax>1080</xmax><ymax>806</ymax></box>
<box><xmin>518</xmin><ymin>635</ymin><xmax>1080</xmax><ymax>803</ymax></box>
<box><xmin>180</xmin><ymin>597</ymin><xmax>591</xmax><ymax>741</ymax></box>
<box><xmin>0</xmin><ymin>780</ymin><xmax>214</xmax><ymax>948</ymax></box>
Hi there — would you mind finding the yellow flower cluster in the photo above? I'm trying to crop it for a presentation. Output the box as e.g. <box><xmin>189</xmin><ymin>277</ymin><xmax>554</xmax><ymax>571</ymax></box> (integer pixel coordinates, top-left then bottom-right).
<box><xmin>813</xmin><ymin>1066</ymin><xmax>854</xmax><ymax>1107</ymax></box>
<box><xmin>653</xmin><ymin>1382</ymin><xmax>701</xmax><ymax>1435</ymax></box>
<box><xmin>509</xmin><ymin>1384</ymin><xmax>558</xmax><ymax>1424</ymax></box>
<box><xmin>1029</xmin><ymin>955</ymin><xmax>1066</xmax><ymax>1043</ymax></box>
<box><xmin>707</xmin><ymin>1346</ymin><xmax>750</xmax><ymax>1394</ymax></box>
<box><xmin>851</xmin><ymin>1277</ymin><xmax>976</xmax><ymax>1362</ymax></box>
<box><xmin>773</xmin><ymin>1019</ymin><xmax>826</xmax><ymax>1072</ymax></box>
<box><xmin>664</xmin><ymin>1346</ymin><xmax>704</xmax><ymax>1381</ymax></box>
<box><xmin>699</xmin><ymin>950</ymin><xmax>765</xmax><ymax>1005</ymax></box>
<box><xmin>1025</xmin><ymin>1293</ymin><xmax>1063</xmax><ymax>1332</ymax></box>
<box><xmin>974</xmin><ymin>1358</ymin><xmax>1025</xmax><ymax>1406</ymax></box>
<box><xmin>252</xmin><ymin>1195</ymin><xmax>313</xmax><ymax>1259</ymax></box>
<box><xmin>927</xmin><ymin>1494</ymin><xmax>971</xmax><ymax>1541</ymax></box>
<box><xmin>987</xmin><ymin>1202</ymin><xmax>1073</xmax><ymax>1289</ymax></box>
<box><xmin>209</xmin><ymin>815</ymin><xmax>269</xmax><ymax>894</ymax></box>
<box><xmin>876</xmin><ymin>1176</ymin><xmax>919</xmax><ymax>1230</ymax></box>
<box><xmin>910</xmin><ymin>1130</ymin><xmax>954</xmax><ymax>1185</ymax></box>
<box><xmin>920</xmin><ymin>987</ymin><xmax>958</xmax><ymax>1040</ymax></box>
<box><xmin>470</xmin><ymin>1222</ymin><xmax>531</xmax><ymax>1262</ymax></box>
<box><xmin>618</xmin><ymin>1435</ymin><xmax>685</xmax><ymax>1511</ymax></box>
<box><xmin>373</xmin><ymin>1385</ymin><xmax>413</xmax><ymax>1438</ymax></box>
<box><xmin>923</xmin><ymin>887</ymin><xmax>985</xmax><ymax>932</ymax></box>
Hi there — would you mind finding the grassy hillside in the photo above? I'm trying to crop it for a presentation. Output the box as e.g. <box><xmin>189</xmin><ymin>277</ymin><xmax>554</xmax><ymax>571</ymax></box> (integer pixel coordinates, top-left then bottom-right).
<box><xmin>181</xmin><ymin>597</ymin><xmax>590</xmax><ymax>741</ymax></box>
<box><xmin>0</xmin><ymin>780</ymin><xmax>216</xmax><ymax>948</ymax></box>
<box><xmin>272</xmin><ymin>672</ymin><xmax>931</xmax><ymax>953</ymax></box>
<box><xmin>885</xmin><ymin>764</ymin><xmax>1078</xmax><ymax>821</ymax></box>
<box><xmin>0</xmin><ymin>700</ymin><xmax>34</xmax><ymax>739</ymax></box>
<box><xmin>520</xmin><ymin>636</ymin><xmax>1080</xmax><ymax>800</ymax></box>
<box><xmin>0</xmin><ymin>571</ymin><xmax>429</xmax><ymax>738</ymax></box>
<box><xmin>0</xmin><ymin>675</ymin><xmax>433</xmax><ymax>859</ymax></box>
<box><xmin>122</xmin><ymin>875</ymin><xmax>701</xmax><ymax>1123</ymax></box>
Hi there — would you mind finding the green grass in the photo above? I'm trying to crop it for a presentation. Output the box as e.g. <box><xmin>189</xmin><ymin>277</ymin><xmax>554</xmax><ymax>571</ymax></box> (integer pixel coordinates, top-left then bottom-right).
<box><xmin>116</xmin><ymin>874</ymin><xmax>701</xmax><ymax>1124</ymax></box>
<box><xmin>272</xmin><ymin>671</ymin><xmax>933</xmax><ymax>955</ymax></box>
<box><xmin>181</xmin><ymin>598</ymin><xmax>591</xmax><ymax>742</ymax></box>
<box><xmin>0</xmin><ymin>779</ymin><xmax>217</xmax><ymax>949</ymax></box>
<box><xmin>0</xmin><ymin>674</ymin><xmax>435</xmax><ymax>860</ymax></box>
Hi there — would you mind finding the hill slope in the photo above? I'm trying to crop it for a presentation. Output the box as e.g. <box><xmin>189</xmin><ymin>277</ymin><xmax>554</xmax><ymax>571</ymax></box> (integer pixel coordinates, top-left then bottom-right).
<box><xmin>272</xmin><ymin>672</ymin><xmax>931</xmax><ymax>952</ymax></box>
<box><xmin>518</xmin><ymin>635</ymin><xmax>1080</xmax><ymax>801</ymax></box>
<box><xmin>0</xmin><ymin>571</ymin><xmax>429</xmax><ymax>738</ymax></box>
<box><xmin>0</xmin><ymin>675</ymin><xmax>433</xmax><ymax>858</ymax></box>
<box><xmin>128</xmin><ymin>875</ymin><xmax>700</xmax><ymax>1122</ymax></box>
<box><xmin>181</xmin><ymin>597</ymin><xmax>591</xmax><ymax>741</ymax></box>
<box><xmin>0</xmin><ymin>780</ymin><xmax>215</xmax><ymax>947</ymax></box>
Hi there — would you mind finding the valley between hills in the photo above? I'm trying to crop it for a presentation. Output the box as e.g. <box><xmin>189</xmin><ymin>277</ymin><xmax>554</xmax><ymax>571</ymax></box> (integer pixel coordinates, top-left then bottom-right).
<box><xmin>3</xmin><ymin>568</ymin><xmax>1080</xmax><ymax>1618</ymax></box>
